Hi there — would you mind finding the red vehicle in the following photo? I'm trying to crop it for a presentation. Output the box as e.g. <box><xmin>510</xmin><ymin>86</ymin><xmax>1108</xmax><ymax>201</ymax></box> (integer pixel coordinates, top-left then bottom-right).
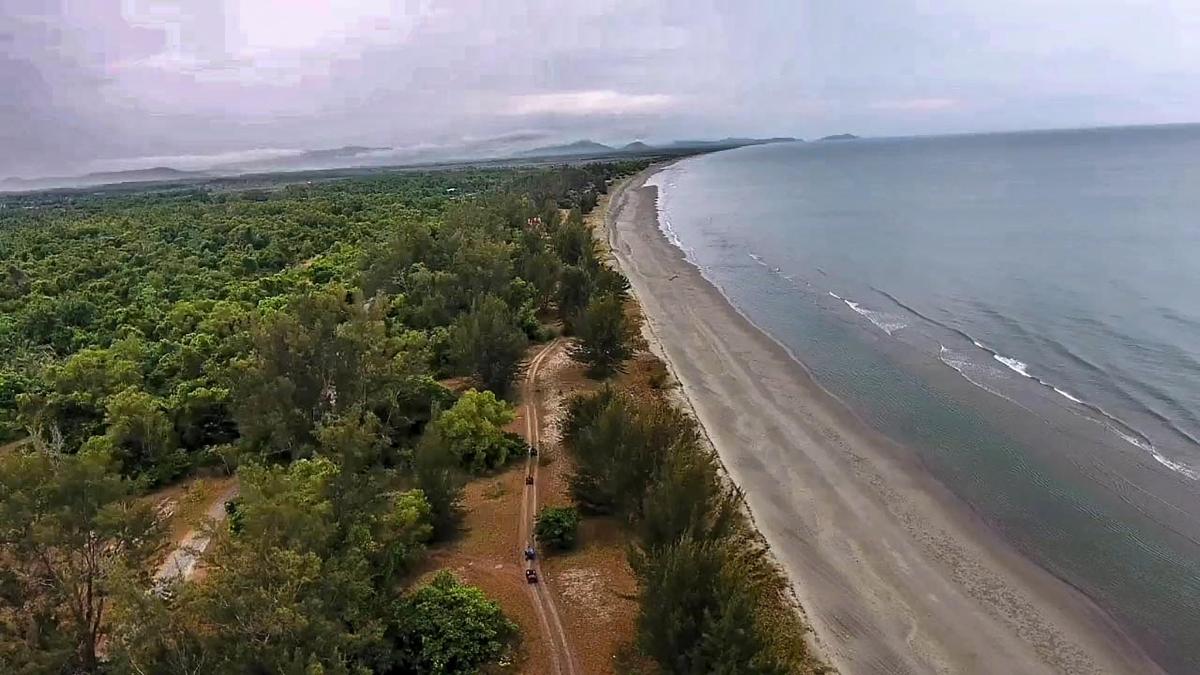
<box><xmin>525</xmin><ymin>568</ymin><xmax>539</xmax><ymax>584</ymax></box>
<box><xmin>525</xmin><ymin>474</ymin><xmax>534</xmax><ymax>485</ymax></box>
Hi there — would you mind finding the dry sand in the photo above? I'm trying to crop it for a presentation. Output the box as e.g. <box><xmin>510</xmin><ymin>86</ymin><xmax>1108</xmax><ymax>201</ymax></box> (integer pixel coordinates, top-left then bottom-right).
<box><xmin>603</xmin><ymin>166</ymin><xmax>1162</xmax><ymax>675</ymax></box>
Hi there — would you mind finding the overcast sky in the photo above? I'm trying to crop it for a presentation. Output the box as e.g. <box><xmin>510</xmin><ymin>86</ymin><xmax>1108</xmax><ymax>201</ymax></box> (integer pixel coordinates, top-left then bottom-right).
<box><xmin>2</xmin><ymin>0</ymin><xmax>1199</xmax><ymax>177</ymax></box>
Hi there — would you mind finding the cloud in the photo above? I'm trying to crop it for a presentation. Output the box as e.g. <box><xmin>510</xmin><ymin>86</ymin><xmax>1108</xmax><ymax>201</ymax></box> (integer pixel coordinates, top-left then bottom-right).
<box><xmin>869</xmin><ymin>98</ymin><xmax>961</xmax><ymax>112</ymax></box>
<box><xmin>85</xmin><ymin>148</ymin><xmax>307</xmax><ymax>173</ymax></box>
<box><xmin>505</xmin><ymin>90</ymin><xmax>676</xmax><ymax>116</ymax></box>
<box><xmin>3</xmin><ymin>0</ymin><xmax>1200</xmax><ymax>177</ymax></box>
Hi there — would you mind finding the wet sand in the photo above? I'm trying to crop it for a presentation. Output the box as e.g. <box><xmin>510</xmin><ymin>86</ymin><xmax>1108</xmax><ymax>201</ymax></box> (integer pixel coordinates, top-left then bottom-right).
<box><xmin>603</xmin><ymin>165</ymin><xmax>1162</xmax><ymax>675</ymax></box>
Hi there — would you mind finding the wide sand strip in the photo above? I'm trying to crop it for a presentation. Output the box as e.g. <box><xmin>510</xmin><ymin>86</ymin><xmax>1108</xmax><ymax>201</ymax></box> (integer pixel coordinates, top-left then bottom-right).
<box><xmin>604</xmin><ymin>166</ymin><xmax>1160</xmax><ymax>675</ymax></box>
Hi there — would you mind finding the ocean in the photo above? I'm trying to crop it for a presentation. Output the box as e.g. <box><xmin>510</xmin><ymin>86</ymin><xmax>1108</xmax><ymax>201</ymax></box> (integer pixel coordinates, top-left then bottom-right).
<box><xmin>647</xmin><ymin>125</ymin><xmax>1200</xmax><ymax>673</ymax></box>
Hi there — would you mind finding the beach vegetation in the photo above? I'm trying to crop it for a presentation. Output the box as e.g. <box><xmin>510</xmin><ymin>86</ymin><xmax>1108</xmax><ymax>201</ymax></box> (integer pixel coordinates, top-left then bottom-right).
<box><xmin>535</xmin><ymin>505</ymin><xmax>581</xmax><ymax>551</ymax></box>
<box><xmin>573</xmin><ymin>293</ymin><xmax>636</xmax><ymax>376</ymax></box>
<box><xmin>430</xmin><ymin>388</ymin><xmax>522</xmax><ymax>473</ymax></box>
<box><xmin>386</xmin><ymin>570</ymin><xmax>517</xmax><ymax>674</ymax></box>
<box><xmin>561</xmin><ymin>388</ymin><xmax>816</xmax><ymax>673</ymax></box>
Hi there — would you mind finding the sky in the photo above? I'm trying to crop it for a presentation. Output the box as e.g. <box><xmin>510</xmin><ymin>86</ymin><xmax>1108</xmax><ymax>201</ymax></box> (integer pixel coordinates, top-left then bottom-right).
<box><xmin>2</xmin><ymin>0</ymin><xmax>1199</xmax><ymax>177</ymax></box>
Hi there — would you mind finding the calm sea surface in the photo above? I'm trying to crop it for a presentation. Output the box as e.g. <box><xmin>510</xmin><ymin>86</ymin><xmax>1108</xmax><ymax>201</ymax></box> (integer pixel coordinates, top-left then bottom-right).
<box><xmin>648</xmin><ymin>125</ymin><xmax>1200</xmax><ymax>672</ymax></box>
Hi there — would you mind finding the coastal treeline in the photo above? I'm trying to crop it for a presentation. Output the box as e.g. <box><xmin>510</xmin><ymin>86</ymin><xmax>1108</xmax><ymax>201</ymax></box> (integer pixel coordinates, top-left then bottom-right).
<box><xmin>0</xmin><ymin>161</ymin><xmax>641</xmax><ymax>673</ymax></box>
<box><xmin>563</xmin><ymin>390</ymin><xmax>815</xmax><ymax>673</ymax></box>
<box><xmin>557</xmin><ymin>216</ymin><xmax>820</xmax><ymax>672</ymax></box>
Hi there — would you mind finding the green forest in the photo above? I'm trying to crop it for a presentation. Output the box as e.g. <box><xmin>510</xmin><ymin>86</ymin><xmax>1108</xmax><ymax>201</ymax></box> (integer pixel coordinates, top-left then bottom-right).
<box><xmin>0</xmin><ymin>162</ymin><xmax>815</xmax><ymax>673</ymax></box>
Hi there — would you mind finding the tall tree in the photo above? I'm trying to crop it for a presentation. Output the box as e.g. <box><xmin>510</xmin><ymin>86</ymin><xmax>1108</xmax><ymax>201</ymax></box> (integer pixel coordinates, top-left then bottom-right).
<box><xmin>634</xmin><ymin>536</ymin><xmax>789</xmax><ymax>675</ymax></box>
<box><xmin>110</xmin><ymin>457</ymin><xmax>434</xmax><ymax>674</ymax></box>
<box><xmin>412</xmin><ymin>422</ymin><xmax>466</xmax><ymax>540</ymax></box>
<box><xmin>447</xmin><ymin>295</ymin><xmax>528</xmax><ymax>394</ymax></box>
<box><xmin>233</xmin><ymin>287</ymin><xmax>401</xmax><ymax>460</ymax></box>
<box><xmin>553</xmin><ymin>212</ymin><xmax>592</xmax><ymax>267</ymax></box>
<box><xmin>562</xmin><ymin>392</ymin><xmax>683</xmax><ymax>516</ymax></box>
<box><xmin>85</xmin><ymin>386</ymin><xmax>183</xmax><ymax>484</ymax></box>
<box><xmin>573</xmin><ymin>294</ymin><xmax>634</xmax><ymax>376</ymax></box>
<box><xmin>0</xmin><ymin>449</ymin><xmax>164</xmax><ymax>673</ymax></box>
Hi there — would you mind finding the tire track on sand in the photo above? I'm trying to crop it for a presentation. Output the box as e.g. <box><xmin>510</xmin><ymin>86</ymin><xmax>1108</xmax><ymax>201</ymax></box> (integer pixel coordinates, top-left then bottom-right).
<box><xmin>519</xmin><ymin>339</ymin><xmax>579</xmax><ymax>675</ymax></box>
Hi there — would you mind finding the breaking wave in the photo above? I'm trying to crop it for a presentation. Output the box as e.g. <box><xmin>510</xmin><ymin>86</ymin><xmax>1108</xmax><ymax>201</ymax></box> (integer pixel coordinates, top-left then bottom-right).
<box><xmin>827</xmin><ymin>291</ymin><xmax>908</xmax><ymax>335</ymax></box>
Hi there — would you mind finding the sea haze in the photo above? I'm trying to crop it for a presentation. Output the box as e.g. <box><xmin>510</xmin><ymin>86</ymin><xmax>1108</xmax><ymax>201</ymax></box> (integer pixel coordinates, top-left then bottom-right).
<box><xmin>649</xmin><ymin>124</ymin><xmax>1200</xmax><ymax>673</ymax></box>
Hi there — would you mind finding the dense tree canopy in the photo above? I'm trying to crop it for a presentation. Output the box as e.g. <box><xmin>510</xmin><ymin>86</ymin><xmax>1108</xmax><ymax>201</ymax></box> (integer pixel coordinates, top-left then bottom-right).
<box><xmin>0</xmin><ymin>161</ymin><xmax>648</xmax><ymax>673</ymax></box>
<box><xmin>0</xmin><ymin>162</ymin><xmax>641</xmax><ymax>468</ymax></box>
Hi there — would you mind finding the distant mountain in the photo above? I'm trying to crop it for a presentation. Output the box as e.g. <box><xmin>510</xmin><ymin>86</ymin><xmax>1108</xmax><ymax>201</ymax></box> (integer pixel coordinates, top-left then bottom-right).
<box><xmin>518</xmin><ymin>140</ymin><xmax>616</xmax><ymax>157</ymax></box>
<box><xmin>0</xmin><ymin>167</ymin><xmax>208</xmax><ymax>193</ymax></box>
<box><xmin>664</xmin><ymin>136</ymin><xmax>797</xmax><ymax>150</ymax></box>
<box><xmin>219</xmin><ymin>145</ymin><xmax>391</xmax><ymax>173</ymax></box>
<box><xmin>818</xmin><ymin>133</ymin><xmax>859</xmax><ymax>141</ymax></box>
<box><xmin>620</xmin><ymin>141</ymin><xmax>654</xmax><ymax>152</ymax></box>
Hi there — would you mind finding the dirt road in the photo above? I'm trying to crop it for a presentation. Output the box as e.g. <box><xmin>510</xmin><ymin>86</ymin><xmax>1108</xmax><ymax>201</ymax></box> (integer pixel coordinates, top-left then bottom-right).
<box><xmin>154</xmin><ymin>482</ymin><xmax>240</xmax><ymax>583</ymax></box>
<box><xmin>518</xmin><ymin>339</ymin><xmax>579</xmax><ymax>675</ymax></box>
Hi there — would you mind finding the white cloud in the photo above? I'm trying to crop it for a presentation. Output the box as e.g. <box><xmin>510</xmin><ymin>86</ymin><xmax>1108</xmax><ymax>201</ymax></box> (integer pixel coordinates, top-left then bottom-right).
<box><xmin>505</xmin><ymin>90</ymin><xmax>675</xmax><ymax>116</ymax></box>
<box><xmin>869</xmin><ymin>98</ymin><xmax>961</xmax><ymax>112</ymax></box>
<box><xmin>85</xmin><ymin>148</ymin><xmax>306</xmax><ymax>173</ymax></box>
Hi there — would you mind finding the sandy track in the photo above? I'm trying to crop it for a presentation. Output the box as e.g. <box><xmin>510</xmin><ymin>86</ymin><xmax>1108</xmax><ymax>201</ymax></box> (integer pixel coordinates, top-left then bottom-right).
<box><xmin>604</xmin><ymin>166</ymin><xmax>1161</xmax><ymax>675</ymax></box>
<box><xmin>519</xmin><ymin>339</ymin><xmax>580</xmax><ymax>675</ymax></box>
<box><xmin>155</xmin><ymin>482</ymin><xmax>240</xmax><ymax>583</ymax></box>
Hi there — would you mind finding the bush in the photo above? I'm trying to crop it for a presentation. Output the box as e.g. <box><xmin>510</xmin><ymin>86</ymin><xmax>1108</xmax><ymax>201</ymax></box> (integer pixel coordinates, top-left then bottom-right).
<box><xmin>535</xmin><ymin>506</ymin><xmax>581</xmax><ymax>551</ymax></box>
<box><xmin>432</xmin><ymin>389</ymin><xmax>517</xmax><ymax>472</ymax></box>
<box><xmin>388</xmin><ymin>571</ymin><xmax>516</xmax><ymax>674</ymax></box>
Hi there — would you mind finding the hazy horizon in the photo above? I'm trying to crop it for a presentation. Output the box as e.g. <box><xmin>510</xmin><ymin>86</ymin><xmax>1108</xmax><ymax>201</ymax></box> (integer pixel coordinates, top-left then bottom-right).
<box><xmin>4</xmin><ymin>1</ymin><xmax>1199</xmax><ymax>178</ymax></box>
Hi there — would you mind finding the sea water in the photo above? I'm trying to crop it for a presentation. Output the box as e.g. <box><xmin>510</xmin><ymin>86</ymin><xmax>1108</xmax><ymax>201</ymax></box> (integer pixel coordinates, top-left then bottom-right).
<box><xmin>649</xmin><ymin>125</ymin><xmax>1200</xmax><ymax>672</ymax></box>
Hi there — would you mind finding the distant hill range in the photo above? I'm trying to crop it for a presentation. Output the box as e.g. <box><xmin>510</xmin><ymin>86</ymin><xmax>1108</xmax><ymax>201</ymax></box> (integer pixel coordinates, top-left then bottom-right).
<box><xmin>818</xmin><ymin>133</ymin><xmax>860</xmax><ymax>141</ymax></box>
<box><xmin>2</xmin><ymin>136</ymin><xmax>802</xmax><ymax>194</ymax></box>
<box><xmin>519</xmin><ymin>136</ymin><xmax>798</xmax><ymax>158</ymax></box>
<box><xmin>0</xmin><ymin>146</ymin><xmax>391</xmax><ymax>193</ymax></box>
<box><xmin>222</xmin><ymin>145</ymin><xmax>390</xmax><ymax>172</ymax></box>
<box><xmin>517</xmin><ymin>140</ymin><xmax>617</xmax><ymax>157</ymax></box>
<box><xmin>0</xmin><ymin>167</ymin><xmax>208</xmax><ymax>193</ymax></box>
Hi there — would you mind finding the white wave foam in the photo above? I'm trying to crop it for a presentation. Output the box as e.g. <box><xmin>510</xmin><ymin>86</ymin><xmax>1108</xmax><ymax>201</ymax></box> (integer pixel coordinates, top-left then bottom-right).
<box><xmin>843</xmin><ymin>298</ymin><xmax>908</xmax><ymax>335</ymax></box>
<box><xmin>993</xmin><ymin>354</ymin><xmax>1032</xmax><ymax>378</ymax></box>
<box><xmin>1111</xmin><ymin>429</ymin><xmax>1200</xmax><ymax>480</ymax></box>
<box><xmin>967</xmin><ymin>344</ymin><xmax>1200</xmax><ymax>481</ymax></box>
<box><xmin>828</xmin><ymin>291</ymin><xmax>842</xmax><ymax>299</ymax></box>
<box><xmin>1053</xmin><ymin>387</ymin><xmax>1083</xmax><ymax>404</ymax></box>
<box><xmin>939</xmin><ymin>345</ymin><xmax>1024</xmax><ymax>406</ymax></box>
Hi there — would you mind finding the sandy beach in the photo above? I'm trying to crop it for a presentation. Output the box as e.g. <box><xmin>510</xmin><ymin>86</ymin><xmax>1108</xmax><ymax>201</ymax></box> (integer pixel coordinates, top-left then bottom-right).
<box><xmin>603</xmin><ymin>165</ymin><xmax>1163</xmax><ymax>675</ymax></box>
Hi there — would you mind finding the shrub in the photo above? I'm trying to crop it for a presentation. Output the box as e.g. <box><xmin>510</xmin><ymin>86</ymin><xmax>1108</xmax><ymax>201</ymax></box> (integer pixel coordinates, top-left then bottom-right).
<box><xmin>535</xmin><ymin>506</ymin><xmax>581</xmax><ymax>551</ymax></box>
<box><xmin>388</xmin><ymin>571</ymin><xmax>516</xmax><ymax>674</ymax></box>
<box><xmin>432</xmin><ymin>389</ymin><xmax>516</xmax><ymax>472</ymax></box>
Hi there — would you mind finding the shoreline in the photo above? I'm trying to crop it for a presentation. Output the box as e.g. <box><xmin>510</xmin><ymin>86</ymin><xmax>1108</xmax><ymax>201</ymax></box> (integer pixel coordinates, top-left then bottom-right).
<box><xmin>603</xmin><ymin>162</ymin><xmax>1162</xmax><ymax>674</ymax></box>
